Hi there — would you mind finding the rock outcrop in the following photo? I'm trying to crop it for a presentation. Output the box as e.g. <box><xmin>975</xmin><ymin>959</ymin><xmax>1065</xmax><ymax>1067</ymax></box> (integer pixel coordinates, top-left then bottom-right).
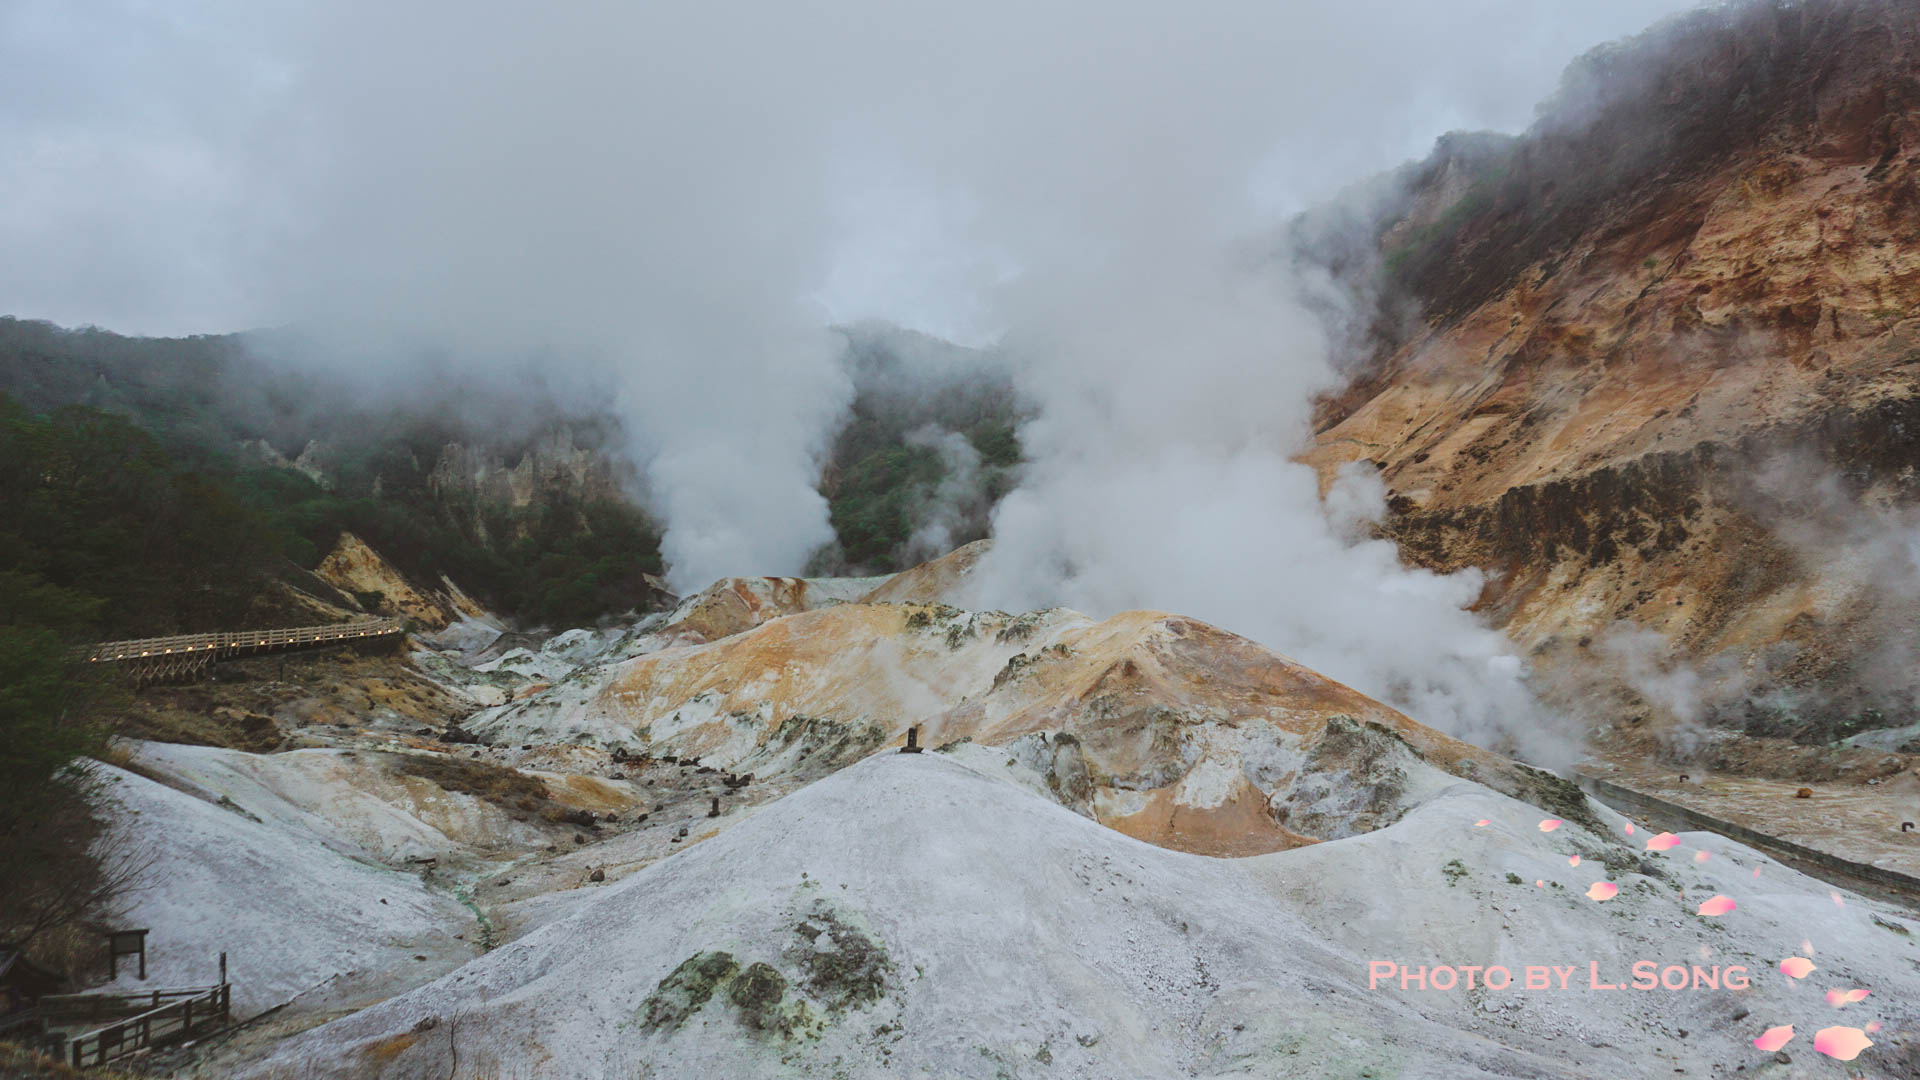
<box><xmin>427</xmin><ymin>427</ymin><xmax>632</xmax><ymax>524</ymax></box>
<box><xmin>316</xmin><ymin>532</ymin><xmax>499</xmax><ymax>630</ymax></box>
<box><xmin>471</xmin><ymin>596</ymin><xmax>1562</xmax><ymax>858</ymax></box>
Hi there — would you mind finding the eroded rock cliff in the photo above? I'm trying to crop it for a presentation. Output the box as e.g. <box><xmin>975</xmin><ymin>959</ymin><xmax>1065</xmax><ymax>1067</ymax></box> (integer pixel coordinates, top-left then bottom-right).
<box><xmin>1306</xmin><ymin>0</ymin><xmax>1920</xmax><ymax>743</ymax></box>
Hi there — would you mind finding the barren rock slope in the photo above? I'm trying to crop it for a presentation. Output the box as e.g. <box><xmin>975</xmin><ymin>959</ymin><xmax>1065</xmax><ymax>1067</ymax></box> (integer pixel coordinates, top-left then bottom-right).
<box><xmin>1304</xmin><ymin>0</ymin><xmax>1920</xmax><ymax>737</ymax></box>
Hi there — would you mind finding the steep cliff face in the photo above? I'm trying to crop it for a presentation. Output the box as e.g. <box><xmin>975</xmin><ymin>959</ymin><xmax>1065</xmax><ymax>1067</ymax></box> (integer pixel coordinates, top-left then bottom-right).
<box><xmin>274</xmin><ymin>421</ymin><xmax>633</xmax><ymax>530</ymax></box>
<box><xmin>1305</xmin><ymin>0</ymin><xmax>1920</xmax><ymax>740</ymax></box>
<box><xmin>427</xmin><ymin>427</ymin><xmax>630</xmax><ymax>519</ymax></box>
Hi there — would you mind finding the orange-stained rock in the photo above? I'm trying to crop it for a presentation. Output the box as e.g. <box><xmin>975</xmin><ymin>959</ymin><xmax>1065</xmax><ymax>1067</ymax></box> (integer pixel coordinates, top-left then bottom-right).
<box><xmin>1302</xmin><ymin>0</ymin><xmax>1920</xmax><ymax>734</ymax></box>
<box><xmin>316</xmin><ymin>532</ymin><xmax>495</xmax><ymax>630</ymax></box>
<box><xmin>527</xmin><ymin>599</ymin><xmax>1539</xmax><ymax>857</ymax></box>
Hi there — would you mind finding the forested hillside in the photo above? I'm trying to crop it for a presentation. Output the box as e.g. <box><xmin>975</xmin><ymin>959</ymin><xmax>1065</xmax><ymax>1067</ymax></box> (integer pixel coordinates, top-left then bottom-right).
<box><xmin>0</xmin><ymin>317</ymin><xmax>1024</xmax><ymax>633</ymax></box>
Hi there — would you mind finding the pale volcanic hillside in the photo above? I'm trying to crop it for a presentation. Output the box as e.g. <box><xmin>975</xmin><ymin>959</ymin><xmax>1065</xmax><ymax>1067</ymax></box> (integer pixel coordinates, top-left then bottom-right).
<box><xmin>241</xmin><ymin>753</ymin><xmax>1920</xmax><ymax>1080</ymax></box>
<box><xmin>86</xmin><ymin>761</ymin><xmax>477</xmax><ymax>1017</ymax></box>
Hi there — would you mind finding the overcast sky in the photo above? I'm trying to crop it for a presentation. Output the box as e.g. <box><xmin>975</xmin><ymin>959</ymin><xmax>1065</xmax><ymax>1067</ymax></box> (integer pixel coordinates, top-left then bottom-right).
<box><xmin>2</xmin><ymin>0</ymin><xmax>1710</xmax><ymax>340</ymax></box>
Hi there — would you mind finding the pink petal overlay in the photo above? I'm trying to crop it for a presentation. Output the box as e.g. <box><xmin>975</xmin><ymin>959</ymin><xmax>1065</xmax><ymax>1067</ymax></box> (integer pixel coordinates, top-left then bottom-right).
<box><xmin>1539</xmin><ymin>818</ymin><xmax>1562</xmax><ymax>832</ymax></box>
<box><xmin>1694</xmin><ymin>850</ymin><xmax>1711</xmax><ymax>863</ymax></box>
<box><xmin>1831</xmin><ymin>890</ymin><xmax>1845</xmax><ymax>906</ymax></box>
<box><xmin>1624</xmin><ymin>823</ymin><xmax>1635</xmax><ymax>835</ymax></box>
<box><xmin>1802</xmin><ymin>939</ymin><xmax>1816</xmax><ymax>957</ymax></box>
<box><xmin>1824</xmin><ymin>988</ymin><xmax>1847</xmax><ymax>1007</ymax></box>
<box><xmin>1779</xmin><ymin>957</ymin><xmax>1816</xmax><ymax>979</ymax></box>
<box><xmin>1474</xmin><ymin>819</ymin><xmax>1490</xmax><ymax>827</ymax></box>
<box><xmin>1534</xmin><ymin>879</ymin><xmax>1544</xmax><ymax>888</ymax></box>
<box><xmin>1812</xmin><ymin>1026</ymin><xmax>1873</xmax><ymax>1061</ymax></box>
<box><xmin>1865</xmin><ymin>1021</ymin><xmax>1882</xmax><ymax>1034</ymax></box>
<box><xmin>1586</xmin><ymin>881</ymin><xmax>1618</xmax><ymax>902</ymax></box>
<box><xmin>1697</xmin><ymin>895</ymin><xmax>1737</xmax><ymax>917</ymax></box>
<box><xmin>1752</xmin><ymin>866</ymin><xmax>1761</xmax><ymax>877</ymax></box>
<box><xmin>1752</xmin><ymin>1025</ymin><xmax>1794</xmax><ymax>1052</ymax></box>
<box><xmin>1645</xmin><ymin>832</ymin><xmax>1681</xmax><ymax>851</ymax></box>
<box><xmin>1568</xmin><ymin>855</ymin><xmax>1581</xmax><ymax>867</ymax></box>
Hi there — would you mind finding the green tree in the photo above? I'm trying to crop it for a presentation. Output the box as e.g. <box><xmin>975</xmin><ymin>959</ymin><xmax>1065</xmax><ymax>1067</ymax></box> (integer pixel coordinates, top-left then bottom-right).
<box><xmin>0</xmin><ymin>571</ymin><xmax>128</xmax><ymax>952</ymax></box>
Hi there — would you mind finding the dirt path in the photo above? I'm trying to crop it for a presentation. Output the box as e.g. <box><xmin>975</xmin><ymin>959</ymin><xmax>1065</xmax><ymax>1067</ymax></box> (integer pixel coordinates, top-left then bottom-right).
<box><xmin>1582</xmin><ymin>754</ymin><xmax>1920</xmax><ymax>879</ymax></box>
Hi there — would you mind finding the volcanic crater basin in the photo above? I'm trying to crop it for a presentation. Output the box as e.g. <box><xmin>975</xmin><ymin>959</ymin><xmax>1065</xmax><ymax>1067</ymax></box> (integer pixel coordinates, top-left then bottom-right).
<box><xmin>236</xmin><ymin>753</ymin><xmax>1920</xmax><ymax>1079</ymax></box>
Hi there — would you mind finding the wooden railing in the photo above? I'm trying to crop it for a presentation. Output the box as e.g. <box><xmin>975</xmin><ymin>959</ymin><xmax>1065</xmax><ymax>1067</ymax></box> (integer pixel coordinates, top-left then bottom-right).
<box><xmin>77</xmin><ymin>618</ymin><xmax>405</xmax><ymax>685</ymax></box>
<box><xmin>52</xmin><ymin>984</ymin><xmax>230</xmax><ymax>1069</ymax></box>
<box><xmin>81</xmin><ymin>618</ymin><xmax>405</xmax><ymax>663</ymax></box>
<box><xmin>40</xmin><ymin>987</ymin><xmax>217</xmax><ymax>1027</ymax></box>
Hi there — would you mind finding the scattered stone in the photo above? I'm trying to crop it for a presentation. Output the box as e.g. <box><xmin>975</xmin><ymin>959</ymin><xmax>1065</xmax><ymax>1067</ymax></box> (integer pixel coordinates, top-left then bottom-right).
<box><xmin>589</xmin><ymin>868</ymin><xmax>605</xmax><ymax>882</ymax></box>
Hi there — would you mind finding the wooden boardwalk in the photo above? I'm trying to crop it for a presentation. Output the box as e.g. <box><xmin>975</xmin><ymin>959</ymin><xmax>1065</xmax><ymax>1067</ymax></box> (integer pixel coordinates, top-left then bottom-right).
<box><xmin>80</xmin><ymin>618</ymin><xmax>405</xmax><ymax>685</ymax></box>
<box><xmin>39</xmin><ymin>984</ymin><xmax>231</xmax><ymax>1069</ymax></box>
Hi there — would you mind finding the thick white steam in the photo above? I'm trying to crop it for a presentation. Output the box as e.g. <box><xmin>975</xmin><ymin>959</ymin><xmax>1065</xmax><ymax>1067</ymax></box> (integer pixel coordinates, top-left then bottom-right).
<box><xmin>961</xmin><ymin>251</ymin><xmax>1551</xmax><ymax>759</ymax></box>
<box><xmin>901</xmin><ymin>425</ymin><xmax>985</xmax><ymax>567</ymax></box>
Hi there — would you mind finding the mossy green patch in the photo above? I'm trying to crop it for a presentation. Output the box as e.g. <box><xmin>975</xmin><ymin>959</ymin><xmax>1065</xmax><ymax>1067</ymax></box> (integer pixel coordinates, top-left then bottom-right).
<box><xmin>728</xmin><ymin>962</ymin><xmax>791</xmax><ymax>1032</ymax></box>
<box><xmin>637</xmin><ymin>950</ymin><xmax>740</xmax><ymax>1033</ymax></box>
<box><xmin>789</xmin><ymin>907</ymin><xmax>893</xmax><ymax>1011</ymax></box>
